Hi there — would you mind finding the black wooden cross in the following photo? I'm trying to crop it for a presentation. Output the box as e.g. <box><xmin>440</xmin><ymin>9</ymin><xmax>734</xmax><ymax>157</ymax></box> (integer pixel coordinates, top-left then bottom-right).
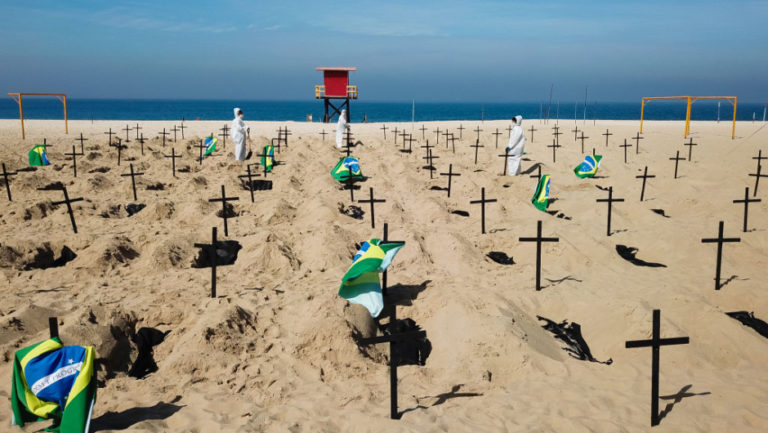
<box><xmin>422</xmin><ymin>149</ymin><xmax>438</xmax><ymax>179</ymax></box>
<box><xmin>457</xmin><ymin>124</ymin><xmax>465</xmax><ymax>139</ymax></box>
<box><xmin>403</xmin><ymin>134</ymin><xmax>416</xmax><ymax>154</ymax></box>
<box><xmin>420</xmin><ymin>139</ymin><xmax>434</xmax><ymax>161</ymax></box>
<box><xmin>470</xmin><ymin>139</ymin><xmax>484</xmax><ymax>165</ymax></box>
<box><xmin>65</xmin><ymin>145</ymin><xmax>79</xmax><ymax>178</ymax></box>
<box><xmin>492</xmin><ymin>128</ymin><xmax>503</xmax><ymax>148</ymax></box>
<box><xmin>507</xmin><ymin>124</ymin><xmax>513</xmax><ymax>139</ymax></box>
<box><xmin>104</xmin><ymin>128</ymin><xmax>115</xmax><ymax>145</ymax></box>
<box><xmin>440</xmin><ymin>164</ymin><xmax>460</xmax><ymax>198</ymax></box>
<box><xmin>442</xmin><ymin>133</ymin><xmax>455</xmax><ymax>154</ymax></box>
<box><xmin>701</xmin><ymin>221</ymin><xmax>741</xmax><ymax>290</ymax></box>
<box><xmin>529</xmin><ymin>165</ymin><xmax>542</xmax><ymax>183</ymax></box>
<box><xmin>75</xmin><ymin>133</ymin><xmax>88</xmax><ymax>155</ymax></box>
<box><xmin>548</xmin><ymin>139</ymin><xmax>561</xmax><ymax>163</ymax></box>
<box><xmin>254</xmin><ymin>148</ymin><xmax>271</xmax><ymax>178</ymax></box>
<box><xmin>110</xmin><ymin>137</ymin><xmax>126</xmax><ymax>166</ymax></box>
<box><xmin>358</xmin><ymin>187</ymin><xmax>386</xmax><ymax>229</ymax></box>
<box><xmin>669</xmin><ymin>151</ymin><xmax>685</xmax><ymax>179</ymax></box>
<box><xmin>748</xmin><ymin>162</ymin><xmax>767</xmax><ymax>196</ymax></box>
<box><xmin>219</xmin><ymin>124</ymin><xmax>230</xmax><ymax>149</ymax></box>
<box><xmin>620</xmin><ymin>139</ymin><xmax>632</xmax><ymax>164</ymax></box>
<box><xmin>238</xmin><ymin>165</ymin><xmax>261</xmax><ymax>203</ymax></box>
<box><xmin>122</xmin><ymin>124</ymin><xmax>132</xmax><ymax>143</ymax></box>
<box><xmin>120</xmin><ymin>163</ymin><xmax>144</xmax><ymax>201</ymax></box>
<box><xmin>42</xmin><ymin>138</ymin><xmax>52</xmax><ymax>149</ymax></box>
<box><xmin>602</xmin><ymin>129</ymin><xmax>612</xmax><ymax>147</ymax></box>
<box><xmin>419</xmin><ymin>125</ymin><xmax>428</xmax><ymax>140</ymax></box>
<box><xmin>498</xmin><ymin>148</ymin><xmax>509</xmax><ymax>176</ymax></box>
<box><xmin>51</xmin><ymin>186</ymin><xmax>83</xmax><ymax>233</ymax></box>
<box><xmin>596</xmin><ymin>186</ymin><xmax>624</xmax><ymax>236</ymax></box>
<box><xmin>2</xmin><ymin>163</ymin><xmax>18</xmax><ymax>201</ymax></box>
<box><xmin>158</xmin><ymin>128</ymin><xmax>170</xmax><ymax>147</ymax></box>
<box><xmin>279</xmin><ymin>126</ymin><xmax>292</xmax><ymax>147</ymax></box>
<box><xmin>319</xmin><ymin>129</ymin><xmax>328</xmax><ymax>141</ymax></box>
<box><xmin>632</xmin><ymin>132</ymin><xmax>644</xmax><ymax>154</ymax></box>
<box><xmin>137</xmin><ymin>133</ymin><xmax>147</xmax><ymax>156</ymax></box>
<box><xmin>208</xmin><ymin>185</ymin><xmax>239</xmax><ymax>236</ymax></box>
<box><xmin>474</xmin><ymin>126</ymin><xmax>482</xmax><ymax>142</ymax></box>
<box><xmin>49</xmin><ymin>317</ymin><xmax>58</xmax><ymax>339</ymax></box>
<box><xmin>177</xmin><ymin>122</ymin><xmax>186</xmax><ymax>139</ymax></box>
<box><xmin>552</xmin><ymin>125</ymin><xmax>563</xmax><ymax>146</ymax></box>
<box><xmin>433</xmin><ymin>127</ymin><xmax>441</xmax><ymax>144</ymax></box>
<box><xmin>683</xmin><ymin>138</ymin><xmax>697</xmax><ymax>161</ymax></box>
<box><xmin>571</xmin><ymin>125</ymin><xmax>580</xmax><ymax>141</ymax></box>
<box><xmin>392</xmin><ymin>127</ymin><xmax>400</xmax><ymax>144</ymax></box>
<box><xmin>625</xmin><ymin>309</ymin><xmax>690</xmax><ymax>427</ymax></box>
<box><xmin>194</xmin><ymin>227</ymin><xmax>220</xmax><ymax>298</ymax></box>
<box><xmin>733</xmin><ymin>187</ymin><xmax>760</xmax><ymax>232</ymax></box>
<box><xmin>578</xmin><ymin>131</ymin><xmax>589</xmax><ymax>154</ymax></box>
<box><xmin>442</xmin><ymin>130</ymin><xmax>451</xmax><ymax>149</ymax></box>
<box><xmin>194</xmin><ymin>139</ymin><xmax>205</xmax><ymax>164</ymax></box>
<box><xmin>752</xmin><ymin>149</ymin><xmax>767</xmax><ymax>165</ymax></box>
<box><xmin>134</xmin><ymin>123</ymin><xmax>142</xmax><ymax>140</ymax></box>
<box><xmin>528</xmin><ymin>125</ymin><xmax>537</xmax><ymax>143</ymax></box>
<box><xmin>470</xmin><ymin>187</ymin><xmax>497</xmax><ymax>234</ymax></box>
<box><xmin>518</xmin><ymin>220</ymin><xmax>559</xmax><ymax>291</ymax></box>
<box><xmin>170</xmin><ymin>125</ymin><xmax>180</xmax><ymax>142</ymax></box>
<box><xmin>380</xmin><ymin>124</ymin><xmax>388</xmax><ymax>139</ymax></box>
<box><xmin>164</xmin><ymin>148</ymin><xmax>181</xmax><ymax>177</ymax></box>
<box><xmin>636</xmin><ymin>166</ymin><xmax>655</xmax><ymax>202</ymax></box>
<box><xmin>399</xmin><ymin>130</ymin><xmax>409</xmax><ymax>149</ymax></box>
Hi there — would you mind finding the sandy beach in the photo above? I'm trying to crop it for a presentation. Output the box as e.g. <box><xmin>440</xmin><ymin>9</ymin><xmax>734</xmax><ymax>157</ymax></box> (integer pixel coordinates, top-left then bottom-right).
<box><xmin>1</xmin><ymin>117</ymin><xmax>767</xmax><ymax>432</ymax></box>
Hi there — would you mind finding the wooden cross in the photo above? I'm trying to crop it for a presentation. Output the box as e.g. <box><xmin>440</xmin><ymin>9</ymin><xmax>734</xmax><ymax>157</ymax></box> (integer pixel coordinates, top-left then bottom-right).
<box><xmin>669</xmin><ymin>151</ymin><xmax>685</xmax><ymax>179</ymax></box>
<box><xmin>548</xmin><ymin>139</ymin><xmax>561</xmax><ymax>163</ymax></box>
<box><xmin>134</xmin><ymin>123</ymin><xmax>142</xmax><ymax>140</ymax></box>
<box><xmin>492</xmin><ymin>128</ymin><xmax>503</xmax><ymax>148</ymax></box>
<box><xmin>104</xmin><ymin>128</ymin><xmax>115</xmax><ymax>145</ymax></box>
<box><xmin>733</xmin><ymin>187</ymin><xmax>760</xmax><ymax>232</ymax></box>
<box><xmin>752</xmin><ymin>149</ymin><xmax>767</xmax><ymax>164</ymax></box>
<box><xmin>158</xmin><ymin>128</ymin><xmax>170</xmax><ymax>147</ymax></box>
<box><xmin>571</xmin><ymin>125</ymin><xmax>580</xmax><ymax>141</ymax></box>
<box><xmin>380</xmin><ymin>124</ymin><xmax>388</xmax><ymax>139</ymax></box>
<box><xmin>519</xmin><ymin>220</ymin><xmax>559</xmax><ymax>291</ymax></box>
<box><xmin>2</xmin><ymin>163</ymin><xmax>18</xmax><ymax>201</ymax></box>
<box><xmin>208</xmin><ymin>185</ymin><xmax>239</xmax><ymax>236</ymax></box>
<box><xmin>701</xmin><ymin>221</ymin><xmax>741</xmax><ymax>290</ymax></box>
<box><xmin>633</xmin><ymin>132</ymin><xmax>644</xmax><ymax>154</ymax></box>
<box><xmin>51</xmin><ymin>186</ymin><xmax>83</xmax><ymax>233</ymax></box>
<box><xmin>42</xmin><ymin>138</ymin><xmax>52</xmax><ymax>149</ymax></box>
<box><xmin>578</xmin><ymin>131</ymin><xmax>589</xmax><ymax>154</ymax></box>
<box><xmin>749</xmin><ymin>162</ymin><xmax>768</xmax><ymax>196</ymax></box>
<box><xmin>49</xmin><ymin>317</ymin><xmax>58</xmax><ymax>339</ymax></box>
<box><xmin>193</xmin><ymin>227</ymin><xmax>220</xmax><ymax>298</ymax></box>
<box><xmin>75</xmin><ymin>132</ymin><xmax>88</xmax><ymax>155</ymax></box>
<box><xmin>498</xmin><ymin>148</ymin><xmax>509</xmax><ymax>176</ymax></box>
<box><xmin>457</xmin><ymin>124</ymin><xmax>465</xmax><ymax>139</ymax></box>
<box><xmin>137</xmin><ymin>133</ymin><xmax>147</xmax><ymax>156</ymax></box>
<box><xmin>419</xmin><ymin>125</ymin><xmax>428</xmax><ymax>140</ymax></box>
<box><xmin>528</xmin><ymin>125</ymin><xmax>537</xmax><ymax>143</ymax></box>
<box><xmin>254</xmin><ymin>148</ymin><xmax>272</xmax><ymax>178</ymax></box>
<box><xmin>219</xmin><ymin>124</ymin><xmax>230</xmax><ymax>149</ymax></box>
<box><xmin>402</xmin><ymin>134</ymin><xmax>416</xmax><ymax>154</ymax></box>
<box><xmin>446</xmin><ymin>133</ymin><xmax>458</xmax><ymax>154</ymax></box>
<box><xmin>399</xmin><ymin>130</ymin><xmax>409</xmax><ymax>148</ymax></box>
<box><xmin>620</xmin><ymin>139</ymin><xmax>632</xmax><ymax>164</ymax></box>
<box><xmin>194</xmin><ymin>139</ymin><xmax>206</xmax><ymax>164</ymax></box>
<box><xmin>470</xmin><ymin>187</ymin><xmax>497</xmax><ymax>234</ymax></box>
<box><xmin>170</xmin><ymin>125</ymin><xmax>180</xmax><ymax>142</ymax></box>
<box><xmin>596</xmin><ymin>186</ymin><xmax>624</xmax><ymax>236</ymax></box>
<box><xmin>319</xmin><ymin>129</ymin><xmax>328</xmax><ymax>141</ymax></box>
<box><xmin>506</xmin><ymin>124</ymin><xmax>513</xmax><ymax>138</ymax></box>
<box><xmin>625</xmin><ymin>309</ymin><xmax>690</xmax><ymax>427</ymax></box>
<box><xmin>440</xmin><ymin>164</ymin><xmax>460</xmax><ymax>198</ymax></box>
<box><xmin>470</xmin><ymin>139</ymin><xmax>484</xmax><ymax>165</ymax></box>
<box><xmin>602</xmin><ymin>129</ymin><xmax>613</xmax><ymax>147</ymax></box>
<box><xmin>279</xmin><ymin>126</ymin><xmax>292</xmax><ymax>147</ymax></box>
<box><xmin>420</xmin><ymin>139</ymin><xmax>434</xmax><ymax>161</ymax></box>
<box><xmin>177</xmin><ymin>122</ymin><xmax>186</xmax><ymax>139</ymax></box>
<box><xmin>530</xmin><ymin>165</ymin><xmax>542</xmax><ymax>183</ymax></box>
<box><xmin>422</xmin><ymin>149</ymin><xmax>438</xmax><ymax>179</ymax></box>
<box><xmin>636</xmin><ymin>166</ymin><xmax>655</xmax><ymax>202</ymax></box>
<box><xmin>442</xmin><ymin>130</ymin><xmax>451</xmax><ymax>149</ymax></box>
<box><xmin>111</xmin><ymin>137</ymin><xmax>126</xmax><ymax>166</ymax></box>
<box><xmin>65</xmin><ymin>145</ymin><xmax>79</xmax><ymax>178</ymax></box>
<box><xmin>122</xmin><ymin>124</ymin><xmax>132</xmax><ymax>143</ymax></box>
<box><xmin>433</xmin><ymin>127</ymin><xmax>441</xmax><ymax>144</ymax></box>
<box><xmin>120</xmin><ymin>163</ymin><xmax>144</xmax><ymax>201</ymax></box>
<box><xmin>474</xmin><ymin>126</ymin><xmax>482</xmax><ymax>142</ymax></box>
<box><xmin>238</xmin><ymin>165</ymin><xmax>261</xmax><ymax>203</ymax></box>
<box><xmin>681</xmin><ymin>138</ymin><xmax>698</xmax><ymax>161</ymax></box>
<box><xmin>552</xmin><ymin>125</ymin><xmax>563</xmax><ymax>146</ymax></box>
<box><xmin>164</xmin><ymin>148</ymin><xmax>181</xmax><ymax>177</ymax></box>
<box><xmin>392</xmin><ymin>127</ymin><xmax>400</xmax><ymax>144</ymax></box>
<box><xmin>358</xmin><ymin>187</ymin><xmax>386</xmax><ymax>229</ymax></box>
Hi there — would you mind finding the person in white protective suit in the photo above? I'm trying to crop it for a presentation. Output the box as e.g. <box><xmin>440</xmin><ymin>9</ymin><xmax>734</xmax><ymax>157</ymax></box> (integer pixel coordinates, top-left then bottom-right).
<box><xmin>232</xmin><ymin>108</ymin><xmax>248</xmax><ymax>161</ymax></box>
<box><xmin>336</xmin><ymin>109</ymin><xmax>350</xmax><ymax>149</ymax></box>
<box><xmin>506</xmin><ymin>115</ymin><xmax>526</xmax><ymax>175</ymax></box>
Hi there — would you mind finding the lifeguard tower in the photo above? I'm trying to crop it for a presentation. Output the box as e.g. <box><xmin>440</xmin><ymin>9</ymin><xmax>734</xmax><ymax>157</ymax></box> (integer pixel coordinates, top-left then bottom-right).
<box><xmin>315</xmin><ymin>67</ymin><xmax>358</xmax><ymax>123</ymax></box>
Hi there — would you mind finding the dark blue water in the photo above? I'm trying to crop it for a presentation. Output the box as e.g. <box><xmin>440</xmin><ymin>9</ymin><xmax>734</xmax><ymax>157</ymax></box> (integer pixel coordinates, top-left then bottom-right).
<box><xmin>1</xmin><ymin>98</ymin><xmax>764</xmax><ymax>123</ymax></box>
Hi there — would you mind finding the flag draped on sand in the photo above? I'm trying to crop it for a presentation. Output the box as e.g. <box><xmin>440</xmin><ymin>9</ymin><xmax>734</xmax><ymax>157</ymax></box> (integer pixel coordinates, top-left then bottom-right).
<box><xmin>531</xmin><ymin>174</ymin><xmax>551</xmax><ymax>211</ymax></box>
<box><xmin>11</xmin><ymin>338</ymin><xmax>96</xmax><ymax>433</ymax></box>
<box><xmin>204</xmin><ymin>136</ymin><xmax>217</xmax><ymax>157</ymax></box>
<box><xmin>331</xmin><ymin>156</ymin><xmax>363</xmax><ymax>182</ymax></box>
<box><xmin>29</xmin><ymin>145</ymin><xmax>50</xmax><ymax>166</ymax></box>
<box><xmin>339</xmin><ymin>239</ymin><xmax>405</xmax><ymax>317</ymax></box>
<box><xmin>260</xmin><ymin>144</ymin><xmax>274</xmax><ymax>172</ymax></box>
<box><xmin>574</xmin><ymin>154</ymin><xmax>603</xmax><ymax>178</ymax></box>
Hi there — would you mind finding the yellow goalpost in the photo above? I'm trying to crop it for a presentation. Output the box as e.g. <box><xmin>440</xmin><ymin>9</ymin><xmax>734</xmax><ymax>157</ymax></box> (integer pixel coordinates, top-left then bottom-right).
<box><xmin>640</xmin><ymin>96</ymin><xmax>737</xmax><ymax>139</ymax></box>
<box><xmin>7</xmin><ymin>92</ymin><xmax>69</xmax><ymax>139</ymax></box>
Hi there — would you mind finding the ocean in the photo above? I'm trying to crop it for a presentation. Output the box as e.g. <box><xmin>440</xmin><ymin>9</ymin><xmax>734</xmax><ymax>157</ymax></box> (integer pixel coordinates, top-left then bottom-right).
<box><xmin>1</xmin><ymin>98</ymin><xmax>765</xmax><ymax>123</ymax></box>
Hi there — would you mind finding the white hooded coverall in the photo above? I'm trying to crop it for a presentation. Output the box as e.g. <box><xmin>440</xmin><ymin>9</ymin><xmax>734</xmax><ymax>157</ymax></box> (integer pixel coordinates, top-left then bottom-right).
<box><xmin>336</xmin><ymin>109</ymin><xmax>350</xmax><ymax>148</ymax></box>
<box><xmin>506</xmin><ymin>115</ymin><xmax>526</xmax><ymax>175</ymax></box>
<box><xmin>232</xmin><ymin>107</ymin><xmax>247</xmax><ymax>161</ymax></box>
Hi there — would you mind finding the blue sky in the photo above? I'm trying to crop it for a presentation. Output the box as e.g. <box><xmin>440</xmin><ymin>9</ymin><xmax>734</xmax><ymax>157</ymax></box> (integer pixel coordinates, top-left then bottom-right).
<box><xmin>1</xmin><ymin>1</ymin><xmax>766</xmax><ymax>102</ymax></box>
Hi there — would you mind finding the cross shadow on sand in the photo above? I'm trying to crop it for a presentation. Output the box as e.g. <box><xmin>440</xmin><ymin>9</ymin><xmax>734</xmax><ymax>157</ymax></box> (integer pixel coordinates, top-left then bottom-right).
<box><xmin>387</xmin><ymin>280</ymin><xmax>430</xmax><ymax>306</ymax></box>
<box><xmin>521</xmin><ymin>162</ymin><xmax>543</xmax><ymax>175</ymax></box>
<box><xmin>657</xmin><ymin>384</ymin><xmax>711</xmax><ymax>422</ymax></box>
<box><xmin>542</xmin><ymin>275</ymin><xmax>582</xmax><ymax>289</ymax></box>
<box><xmin>400</xmin><ymin>384</ymin><xmax>484</xmax><ymax>417</ymax></box>
<box><xmin>90</xmin><ymin>396</ymin><xmax>185</xmax><ymax>431</ymax></box>
<box><xmin>718</xmin><ymin>275</ymin><xmax>747</xmax><ymax>289</ymax></box>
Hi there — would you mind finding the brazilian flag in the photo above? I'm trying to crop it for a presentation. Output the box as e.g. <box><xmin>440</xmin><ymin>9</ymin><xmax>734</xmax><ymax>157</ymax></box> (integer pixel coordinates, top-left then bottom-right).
<box><xmin>331</xmin><ymin>156</ymin><xmax>363</xmax><ymax>182</ymax></box>
<box><xmin>203</xmin><ymin>136</ymin><xmax>217</xmax><ymax>157</ymax></box>
<box><xmin>339</xmin><ymin>239</ymin><xmax>405</xmax><ymax>317</ymax></box>
<box><xmin>531</xmin><ymin>174</ymin><xmax>551</xmax><ymax>212</ymax></box>
<box><xmin>260</xmin><ymin>144</ymin><xmax>274</xmax><ymax>172</ymax></box>
<box><xmin>10</xmin><ymin>338</ymin><xmax>97</xmax><ymax>433</ymax></box>
<box><xmin>574</xmin><ymin>154</ymin><xmax>603</xmax><ymax>178</ymax></box>
<box><xmin>29</xmin><ymin>145</ymin><xmax>51</xmax><ymax>166</ymax></box>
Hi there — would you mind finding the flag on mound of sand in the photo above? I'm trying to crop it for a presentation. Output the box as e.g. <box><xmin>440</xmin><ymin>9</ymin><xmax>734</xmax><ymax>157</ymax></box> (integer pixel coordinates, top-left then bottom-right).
<box><xmin>28</xmin><ymin>145</ymin><xmax>50</xmax><ymax>166</ymax></box>
<box><xmin>260</xmin><ymin>144</ymin><xmax>274</xmax><ymax>172</ymax></box>
<box><xmin>331</xmin><ymin>156</ymin><xmax>363</xmax><ymax>182</ymax></box>
<box><xmin>11</xmin><ymin>337</ymin><xmax>97</xmax><ymax>433</ymax></box>
<box><xmin>574</xmin><ymin>154</ymin><xmax>603</xmax><ymax>178</ymax></box>
<box><xmin>204</xmin><ymin>136</ymin><xmax>217</xmax><ymax>157</ymax></box>
<box><xmin>339</xmin><ymin>239</ymin><xmax>405</xmax><ymax>317</ymax></box>
<box><xmin>531</xmin><ymin>174</ymin><xmax>551</xmax><ymax>211</ymax></box>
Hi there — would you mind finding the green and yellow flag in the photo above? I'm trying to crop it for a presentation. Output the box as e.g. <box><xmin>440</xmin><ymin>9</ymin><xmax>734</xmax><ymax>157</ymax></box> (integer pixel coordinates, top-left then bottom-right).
<box><xmin>339</xmin><ymin>239</ymin><xmax>405</xmax><ymax>317</ymax></box>
<box><xmin>531</xmin><ymin>174</ymin><xmax>551</xmax><ymax>212</ymax></box>
<box><xmin>28</xmin><ymin>145</ymin><xmax>51</xmax><ymax>166</ymax></box>
<box><xmin>260</xmin><ymin>144</ymin><xmax>274</xmax><ymax>172</ymax></box>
